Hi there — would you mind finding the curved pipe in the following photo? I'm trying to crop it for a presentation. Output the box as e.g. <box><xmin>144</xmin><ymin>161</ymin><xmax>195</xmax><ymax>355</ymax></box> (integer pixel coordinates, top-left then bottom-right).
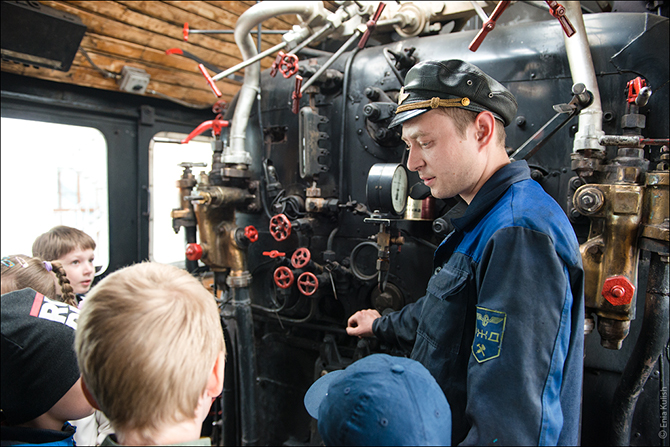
<box><xmin>228</xmin><ymin>1</ymin><xmax>325</xmax><ymax>165</ymax></box>
<box><xmin>610</xmin><ymin>252</ymin><xmax>670</xmax><ymax>445</ymax></box>
<box><xmin>563</xmin><ymin>1</ymin><xmax>604</xmax><ymax>153</ymax></box>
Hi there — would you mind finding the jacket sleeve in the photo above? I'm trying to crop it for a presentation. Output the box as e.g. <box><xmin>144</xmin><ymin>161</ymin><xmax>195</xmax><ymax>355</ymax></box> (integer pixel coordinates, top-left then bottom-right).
<box><xmin>460</xmin><ymin>226</ymin><xmax>578</xmax><ymax>446</ymax></box>
<box><xmin>372</xmin><ymin>295</ymin><xmax>425</xmax><ymax>353</ymax></box>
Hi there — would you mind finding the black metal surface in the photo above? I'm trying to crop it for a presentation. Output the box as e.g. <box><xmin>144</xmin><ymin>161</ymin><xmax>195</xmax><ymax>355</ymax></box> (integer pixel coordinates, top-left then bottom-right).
<box><xmin>1</xmin><ymin>1</ymin><xmax>86</xmax><ymax>71</ymax></box>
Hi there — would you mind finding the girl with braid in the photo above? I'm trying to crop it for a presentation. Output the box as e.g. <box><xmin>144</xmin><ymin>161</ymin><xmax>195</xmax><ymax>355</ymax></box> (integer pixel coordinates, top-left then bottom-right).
<box><xmin>1</xmin><ymin>254</ymin><xmax>113</xmax><ymax>446</ymax></box>
<box><xmin>1</xmin><ymin>254</ymin><xmax>77</xmax><ymax>306</ymax></box>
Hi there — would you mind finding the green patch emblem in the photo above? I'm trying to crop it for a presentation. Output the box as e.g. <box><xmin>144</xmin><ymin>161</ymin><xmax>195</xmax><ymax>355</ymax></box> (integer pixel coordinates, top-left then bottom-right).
<box><xmin>472</xmin><ymin>307</ymin><xmax>506</xmax><ymax>363</ymax></box>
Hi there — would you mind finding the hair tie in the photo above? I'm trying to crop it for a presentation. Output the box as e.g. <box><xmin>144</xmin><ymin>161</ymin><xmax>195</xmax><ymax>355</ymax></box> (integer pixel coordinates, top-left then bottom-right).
<box><xmin>43</xmin><ymin>261</ymin><xmax>53</xmax><ymax>272</ymax></box>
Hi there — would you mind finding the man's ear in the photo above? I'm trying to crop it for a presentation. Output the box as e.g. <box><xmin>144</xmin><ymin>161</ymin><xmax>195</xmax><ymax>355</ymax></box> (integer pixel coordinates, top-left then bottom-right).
<box><xmin>474</xmin><ymin>111</ymin><xmax>496</xmax><ymax>146</ymax></box>
<box><xmin>206</xmin><ymin>351</ymin><xmax>226</xmax><ymax>398</ymax></box>
<box><xmin>81</xmin><ymin>378</ymin><xmax>101</xmax><ymax>411</ymax></box>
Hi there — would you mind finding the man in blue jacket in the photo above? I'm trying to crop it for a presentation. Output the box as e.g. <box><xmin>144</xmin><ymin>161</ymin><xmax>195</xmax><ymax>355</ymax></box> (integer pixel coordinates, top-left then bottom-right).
<box><xmin>347</xmin><ymin>59</ymin><xmax>584</xmax><ymax>446</ymax></box>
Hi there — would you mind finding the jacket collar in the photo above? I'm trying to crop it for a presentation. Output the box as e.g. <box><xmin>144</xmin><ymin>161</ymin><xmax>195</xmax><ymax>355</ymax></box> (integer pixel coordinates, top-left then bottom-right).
<box><xmin>451</xmin><ymin>160</ymin><xmax>531</xmax><ymax>232</ymax></box>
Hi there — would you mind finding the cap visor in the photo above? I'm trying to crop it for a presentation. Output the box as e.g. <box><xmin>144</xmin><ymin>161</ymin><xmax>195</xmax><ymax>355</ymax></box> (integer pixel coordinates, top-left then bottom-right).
<box><xmin>303</xmin><ymin>369</ymin><xmax>344</xmax><ymax>419</ymax></box>
<box><xmin>388</xmin><ymin>108</ymin><xmax>429</xmax><ymax>128</ymax></box>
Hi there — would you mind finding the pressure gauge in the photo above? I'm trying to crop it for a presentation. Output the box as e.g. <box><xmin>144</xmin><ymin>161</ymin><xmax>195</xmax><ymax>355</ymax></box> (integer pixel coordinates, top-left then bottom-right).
<box><xmin>366</xmin><ymin>163</ymin><xmax>408</xmax><ymax>216</ymax></box>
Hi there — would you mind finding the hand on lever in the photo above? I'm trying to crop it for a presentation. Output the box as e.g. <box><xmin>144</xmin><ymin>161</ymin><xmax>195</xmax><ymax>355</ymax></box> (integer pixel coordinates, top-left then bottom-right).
<box><xmin>346</xmin><ymin>309</ymin><xmax>381</xmax><ymax>338</ymax></box>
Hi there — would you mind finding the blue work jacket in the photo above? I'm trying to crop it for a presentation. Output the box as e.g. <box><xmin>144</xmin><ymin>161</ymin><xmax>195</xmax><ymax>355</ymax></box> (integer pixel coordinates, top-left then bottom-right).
<box><xmin>373</xmin><ymin>161</ymin><xmax>585</xmax><ymax>446</ymax></box>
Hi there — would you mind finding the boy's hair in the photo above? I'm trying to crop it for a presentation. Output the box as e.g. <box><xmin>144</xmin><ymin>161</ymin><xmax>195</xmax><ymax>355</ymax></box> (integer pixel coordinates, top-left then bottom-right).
<box><xmin>75</xmin><ymin>262</ymin><xmax>225</xmax><ymax>440</ymax></box>
<box><xmin>1</xmin><ymin>255</ymin><xmax>77</xmax><ymax>306</ymax></box>
<box><xmin>32</xmin><ymin>226</ymin><xmax>96</xmax><ymax>261</ymax></box>
<box><xmin>437</xmin><ymin>106</ymin><xmax>507</xmax><ymax>148</ymax></box>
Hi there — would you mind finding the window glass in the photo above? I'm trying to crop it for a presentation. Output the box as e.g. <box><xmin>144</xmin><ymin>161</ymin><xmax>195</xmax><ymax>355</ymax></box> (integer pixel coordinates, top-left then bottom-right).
<box><xmin>0</xmin><ymin>117</ymin><xmax>109</xmax><ymax>274</ymax></box>
<box><xmin>149</xmin><ymin>132</ymin><xmax>211</xmax><ymax>265</ymax></box>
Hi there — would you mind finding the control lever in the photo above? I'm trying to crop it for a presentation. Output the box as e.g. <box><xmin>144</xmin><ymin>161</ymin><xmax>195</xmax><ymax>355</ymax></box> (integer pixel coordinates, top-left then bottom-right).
<box><xmin>292</xmin><ymin>75</ymin><xmax>304</xmax><ymax>114</ymax></box>
<box><xmin>546</xmin><ymin>1</ymin><xmax>576</xmax><ymax>37</ymax></box>
<box><xmin>468</xmin><ymin>1</ymin><xmax>511</xmax><ymax>52</ymax></box>
<box><xmin>509</xmin><ymin>83</ymin><xmax>593</xmax><ymax>161</ymax></box>
<box><xmin>358</xmin><ymin>2</ymin><xmax>386</xmax><ymax>49</ymax></box>
<box><xmin>180</xmin><ymin>119</ymin><xmax>230</xmax><ymax>144</ymax></box>
<box><xmin>469</xmin><ymin>1</ymin><xmax>574</xmax><ymax>52</ymax></box>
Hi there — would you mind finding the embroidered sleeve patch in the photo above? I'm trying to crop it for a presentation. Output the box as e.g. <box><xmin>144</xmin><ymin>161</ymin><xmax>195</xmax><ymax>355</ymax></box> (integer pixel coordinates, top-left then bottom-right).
<box><xmin>472</xmin><ymin>306</ymin><xmax>506</xmax><ymax>363</ymax></box>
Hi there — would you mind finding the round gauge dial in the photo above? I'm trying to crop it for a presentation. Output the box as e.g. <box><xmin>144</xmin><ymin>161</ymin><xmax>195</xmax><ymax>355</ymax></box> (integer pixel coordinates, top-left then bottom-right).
<box><xmin>366</xmin><ymin>163</ymin><xmax>408</xmax><ymax>216</ymax></box>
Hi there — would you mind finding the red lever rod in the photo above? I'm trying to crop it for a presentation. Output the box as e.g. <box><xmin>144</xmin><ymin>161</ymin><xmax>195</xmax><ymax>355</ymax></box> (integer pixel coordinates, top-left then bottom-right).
<box><xmin>198</xmin><ymin>64</ymin><xmax>222</xmax><ymax>98</ymax></box>
<box><xmin>180</xmin><ymin>119</ymin><xmax>230</xmax><ymax>144</ymax></box>
<box><xmin>358</xmin><ymin>2</ymin><xmax>386</xmax><ymax>49</ymax></box>
<box><xmin>546</xmin><ymin>1</ymin><xmax>576</xmax><ymax>37</ymax></box>
<box><xmin>468</xmin><ymin>1</ymin><xmax>511</xmax><ymax>52</ymax></box>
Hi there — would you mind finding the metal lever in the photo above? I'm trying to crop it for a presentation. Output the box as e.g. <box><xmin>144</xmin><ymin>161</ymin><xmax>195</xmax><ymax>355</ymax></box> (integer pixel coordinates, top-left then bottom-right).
<box><xmin>180</xmin><ymin>119</ymin><xmax>230</xmax><ymax>144</ymax></box>
<box><xmin>183</xmin><ymin>22</ymin><xmax>287</xmax><ymax>41</ymax></box>
<box><xmin>509</xmin><ymin>83</ymin><xmax>593</xmax><ymax>161</ymax></box>
<box><xmin>546</xmin><ymin>1</ymin><xmax>576</xmax><ymax>37</ymax></box>
<box><xmin>292</xmin><ymin>75</ymin><xmax>304</xmax><ymax>114</ymax></box>
<box><xmin>468</xmin><ymin>1</ymin><xmax>511</xmax><ymax>52</ymax></box>
<box><xmin>358</xmin><ymin>2</ymin><xmax>386</xmax><ymax>49</ymax></box>
<box><xmin>198</xmin><ymin>64</ymin><xmax>222</xmax><ymax>97</ymax></box>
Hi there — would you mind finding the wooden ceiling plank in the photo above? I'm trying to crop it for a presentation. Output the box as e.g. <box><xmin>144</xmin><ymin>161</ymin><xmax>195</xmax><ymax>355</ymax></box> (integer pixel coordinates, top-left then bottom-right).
<box><xmin>71</xmin><ymin>50</ymin><xmax>240</xmax><ymax>96</ymax></box>
<box><xmin>81</xmin><ymin>34</ymin><xmax>243</xmax><ymax>90</ymax></box>
<box><xmin>1</xmin><ymin>60</ymin><xmax>231</xmax><ymax>105</ymax></box>
<box><xmin>207</xmin><ymin>1</ymin><xmax>301</xmax><ymax>32</ymax></box>
<box><xmin>61</xmin><ymin>1</ymin><xmax>250</xmax><ymax>59</ymax></box>
<box><xmin>42</xmin><ymin>1</ymin><xmax>243</xmax><ymax>67</ymax></box>
<box><xmin>41</xmin><ymin>2</ymin><xmax>274</xmax><ymax>72</ymax></box>
<box><xmin>156</xmin><ymin>0</ymin><xmax>285</xmax><ymax>47</ymax></box>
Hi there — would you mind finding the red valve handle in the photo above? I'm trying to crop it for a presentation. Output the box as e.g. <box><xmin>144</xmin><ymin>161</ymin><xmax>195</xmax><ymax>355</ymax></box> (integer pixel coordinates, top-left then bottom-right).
<box><xmin>626</xmin><ymin>77</ymin><xmax>647</xmax><ymax>104</ymax></box>
<box><xmin>291</xmin><ymin>247</ymin><xmax>311</xmax><ymax>269</ymax></box>
<box><xmin>297</xmin><ymin>272</ymin><xmax>318</xmax><ymax>296</ymax></box>
<box><xmin>274</xmin><ymin>266</ymin><xmax>294</xmax><ymax>289</ymax></box>
<box><xmin>279</xmin><ymin>53</ymin><xmax>299</xmax><ymax>78</ymax></box>
<box><xmin>180</xmin><ymin>119</ymin><xmax>230</xmax><ymax>144</ymax></box>
<box><xmin>602</xmin><ymin>276</ymin><xmax>635</xmax><ymax>306</ymax></box>
<box><xmin>468</xmin><ymin>1</ymin><xmax>511</xmax><ymax>52</ymax></box>
<box><xmin>546</xmin><ymin>1</ymin><xmax>576</xmax><ymax>37</ymax></box>
<box><xmin>270</xmin><ymin>52</ymin><xmax>283</xmax><ymax>78</ymax></box>
<box><xmin>198</xmin><ymin>64</ymin><xmax>222</xmax><ymax>98</ymax></box>
<box><xmin>269</xmin><ymin>214</ymin><xmax>292</xmax><ymax>241</ymax></box>
<box><xmin>292</xmin><ymin>75</ymin><xmax>303</xmax><ymax>114</ymax></box>
<box><xmin>183</xmin><ymin>23</ymin><xmax>189</xmax><ymax>41</ymax></box>
<box><xmin>185</xmin><ymin>243</ymin><xmax>203</xmax><ymax>261</ymax></box>
<box><xmin>244</xmin><ymin>225</ymin><xmax>259</xmax><ymax>243</ymax></box>
<box><xmin>262</xmin><ymin>250</ymin><xmax>286</xmax><ymax>258</ymax></box>
<box><xmin>358</xmin><ymin>2</ymin><xmax>386</xmax><ymax>49</ymax></box>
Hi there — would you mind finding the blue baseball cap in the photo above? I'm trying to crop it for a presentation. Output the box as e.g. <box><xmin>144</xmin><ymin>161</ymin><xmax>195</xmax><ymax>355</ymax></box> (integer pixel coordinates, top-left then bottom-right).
<box><xmin>304</xmin><ymin>354</ymin><xmax>451</xmax><ymax>446</ymax></box>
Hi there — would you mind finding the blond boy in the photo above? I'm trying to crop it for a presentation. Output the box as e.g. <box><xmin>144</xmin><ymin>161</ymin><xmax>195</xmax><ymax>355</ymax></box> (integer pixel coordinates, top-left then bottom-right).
<box><xmin>74</xmin><ymin>262</ymin><xmax>226</xmax><ymax>446</ymax></box>
<box><xmin>33</xmin><ymin>226</ymin><xmax>96</xmax><ymax>296</ymax></box>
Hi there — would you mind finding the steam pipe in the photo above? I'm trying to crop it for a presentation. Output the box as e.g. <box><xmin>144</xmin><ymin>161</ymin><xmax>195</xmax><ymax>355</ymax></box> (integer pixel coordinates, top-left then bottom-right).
<box><xmin>300</xmin><ymin>30</ymin><xmax>361</xmax><ymax>94</ymax></box>
<box><xmin>229</xmin><ymin>1</ymin><xmax>325</xmax><ymax>165</ymax></box>
<box><xmin>563</xmin><ymin>1</ymin><xmax>604</xmax><ymax>153</ymax></box>
<box><xmin>225</xmin><ymin>272</ymin><xmax>259</xmax><ymax>446</ymax></box>
<box><xmin>339</xmin><ymin>47</ymin><xmax>361</xmax><ymax>202</ymax></box>
<box><xmin>610</xmin><ymin>252</ymin><xmax>670</xmax><ymax>445</ymax></box>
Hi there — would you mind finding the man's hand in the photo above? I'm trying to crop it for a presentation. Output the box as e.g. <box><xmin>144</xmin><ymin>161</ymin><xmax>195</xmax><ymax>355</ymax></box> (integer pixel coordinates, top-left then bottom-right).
<box><xmin>346</xmin><ymin>309</ymin><xmax>382</xmax><ymax>338</ymax></box>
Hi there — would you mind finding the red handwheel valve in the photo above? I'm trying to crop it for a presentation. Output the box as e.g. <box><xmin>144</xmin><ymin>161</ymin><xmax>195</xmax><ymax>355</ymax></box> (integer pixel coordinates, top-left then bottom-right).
<box><xmin>269</xmin><ymin>214</ymin><xmax>292</xmax><ymax>242</ymax></box>
<box><xmin>244</xmin><ymin>225</ymin><xmax>259</xmax><ymax>243</ymax></box>
<box><xmin>274</xmin><ymin>266</ymin><xmax>294</xmax><ymax>289</ymax></box>
<box><xmin>291</xmin><ymin>247</ymin><xmax>311</xmax><ymax>269</ymax></box>
<box><xmin>297</xmin><ymin>272</ymin><xmax>318</xmax><ymax>296</ymax></box>
<box><xmin>185</xmin><ymin>243</ymin><xmax>203</xmax><ymax>261</ymax></box>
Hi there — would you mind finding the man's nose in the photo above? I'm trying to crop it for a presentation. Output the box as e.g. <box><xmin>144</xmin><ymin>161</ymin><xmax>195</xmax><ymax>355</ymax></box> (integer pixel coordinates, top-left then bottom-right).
<box><xmin>406</xmin><ymin>146</ymin><xmax>422</xmax><ymax>172</ymax></box>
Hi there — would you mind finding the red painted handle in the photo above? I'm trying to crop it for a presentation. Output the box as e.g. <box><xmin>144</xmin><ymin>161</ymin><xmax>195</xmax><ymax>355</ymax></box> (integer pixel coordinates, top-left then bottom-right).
<box><xmin>274</xmin><ymin>266</ymin><xmax>294</xmax><ymax>289</ymax></box>
<box><xmin>244</xmin><ymin>225</ymin><xmax>259</xmax><ymax>243</ymax></box>
<box><xmin>269</xmin><ymin>214</ymin><xmax>292</xmax><ymax>242</ymax></box>
<box><xmin>198</xmin><ymin>64</ymin><xmax>222</xmax><ymax>97</ymax></box>
<box><xmin>291</xmin><ymin>248</ymin><xmax>311</xmax><ymax>269</ymax></box>
<box><xmin>185</xmin><ymin>243</ymin><xmax>202</xmax><ymax>261</ymax></box>
<box><xmin>297</xmin><ymin>272</ymin><xmax>318</xmax><ymax>296</ymax></box>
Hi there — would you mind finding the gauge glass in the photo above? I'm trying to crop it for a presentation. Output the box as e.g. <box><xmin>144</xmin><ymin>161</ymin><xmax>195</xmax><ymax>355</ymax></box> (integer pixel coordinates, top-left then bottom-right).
<box><xmin>391</xmin><ymin>166</ymin><xmax>408</xmax><ymax>214</ymax></box>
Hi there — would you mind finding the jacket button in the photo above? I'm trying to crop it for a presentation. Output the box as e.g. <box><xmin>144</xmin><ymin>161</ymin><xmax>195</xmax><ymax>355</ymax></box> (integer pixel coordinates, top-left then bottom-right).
<box><xmin>435</xmin><ymin>266</ymin><xmax>442</xmax><ymax>274</ymax></box>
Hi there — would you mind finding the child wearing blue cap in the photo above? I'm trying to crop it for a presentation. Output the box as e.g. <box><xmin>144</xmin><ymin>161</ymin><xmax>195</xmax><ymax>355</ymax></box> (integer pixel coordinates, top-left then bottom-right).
<box><xmin>304</xmin><ymin>354</ymin><xmax>451</xmax><ymax>446</ymax></box>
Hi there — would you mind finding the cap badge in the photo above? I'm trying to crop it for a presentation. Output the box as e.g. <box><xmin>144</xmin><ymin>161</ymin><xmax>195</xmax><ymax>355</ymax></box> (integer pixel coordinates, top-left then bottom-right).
<box><xmin>397</xmin><ymin>87</ymin><xmax>409</xmax><ymax>105</ymax></box>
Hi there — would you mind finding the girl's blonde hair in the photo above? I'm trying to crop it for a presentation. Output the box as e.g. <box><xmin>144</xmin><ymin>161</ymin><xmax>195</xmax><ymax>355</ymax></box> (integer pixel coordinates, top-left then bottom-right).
<box><xmin>1</xmin><ymin>254</ymin><xmax>77</xmax><ymax>306</ymax></box>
